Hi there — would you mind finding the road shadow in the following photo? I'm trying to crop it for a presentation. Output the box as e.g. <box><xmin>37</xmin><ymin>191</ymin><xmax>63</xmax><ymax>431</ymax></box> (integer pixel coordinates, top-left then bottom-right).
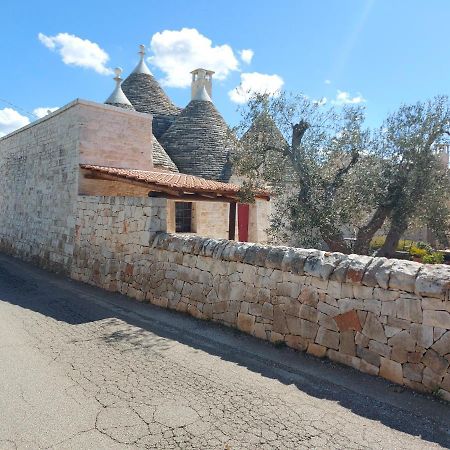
<box><xmin>0</xmin><ymin>254</ymin><xmax>449</xmax><ymax>447</ymax></box>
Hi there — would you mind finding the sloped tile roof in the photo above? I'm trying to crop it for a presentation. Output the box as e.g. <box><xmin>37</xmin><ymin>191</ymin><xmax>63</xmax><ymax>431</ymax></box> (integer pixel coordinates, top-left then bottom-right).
<box><xmin>160</xmin><ymin>100</ymin><xmax>236</xmax><ymax>182</ymax></box>
<box><xmin>79</xmin><ymin>164</ymin><xmax>270</xmax><ymax>199</ymax></box>
<box><xmin>121</xmin><ymin>72</ymin><xmax>180</xmax><ymax>139</ymax></box>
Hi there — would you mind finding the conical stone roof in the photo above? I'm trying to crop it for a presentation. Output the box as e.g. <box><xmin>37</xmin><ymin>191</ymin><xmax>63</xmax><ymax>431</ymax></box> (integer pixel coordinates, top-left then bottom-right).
<box><xmin>152</xmin><ymin>136</ymin><xmax>179</xmax><ymax>173</ymax></box>
<box><xmin>160</xmin><ymin>99</ymin><xmax>235</xmax><ymax>182</ymax></box>
<box><xmin>121</xmin><ymin>48</ymin><xmax>180</xmax><ymax>139</ymax></box>
<box><xmin>104</xmin><ymin>68</ymin><xmax>178</xmax><ymax>173</ymax></box>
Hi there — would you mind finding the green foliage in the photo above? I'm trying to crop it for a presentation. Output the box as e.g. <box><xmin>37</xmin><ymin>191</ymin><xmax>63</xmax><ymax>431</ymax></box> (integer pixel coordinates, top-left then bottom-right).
<box><xmin>422</xmin><ymin>252</ymin><xmax>444</xmax><ymax>264</ymax></box>
<box><xmin>370</xmin><ymin>236</ymin><xmax>415</xmax><ymax>252</ymax></box>
<box><xmin>234</xmin><ymin>93</ymin><xmax>450</xmax><ymax>254</ymax></box>
<box><xmin>409</xmin><ymin>245</ymin><xmax>428</xmax><ymax>258</ymax></box>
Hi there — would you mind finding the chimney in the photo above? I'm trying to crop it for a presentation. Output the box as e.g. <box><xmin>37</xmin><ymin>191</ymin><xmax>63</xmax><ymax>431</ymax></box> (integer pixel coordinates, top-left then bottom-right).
<box><xmin>191</xmin><ymin>68</ymin><xmax>214</xmax><ymax>100</ymax></box>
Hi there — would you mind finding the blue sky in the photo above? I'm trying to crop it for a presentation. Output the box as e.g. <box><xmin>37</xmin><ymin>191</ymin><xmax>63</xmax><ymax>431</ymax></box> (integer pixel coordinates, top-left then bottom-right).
<box><xmin>1</xmin><ymin>0</ymin><xmax>450</xmax><ymax>135</ymax></box>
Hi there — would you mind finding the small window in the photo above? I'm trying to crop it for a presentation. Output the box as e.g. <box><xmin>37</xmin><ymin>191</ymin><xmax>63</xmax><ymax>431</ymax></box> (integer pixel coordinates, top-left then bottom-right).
<box><xmin>175</xmin><ymin>202</ymin><xmax>193</xmax><ymax>232</ymax></box>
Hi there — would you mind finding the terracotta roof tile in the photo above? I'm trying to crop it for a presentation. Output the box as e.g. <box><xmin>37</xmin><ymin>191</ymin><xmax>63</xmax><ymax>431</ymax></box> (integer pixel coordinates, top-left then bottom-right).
<box><xmin>80</xmin><ymin>164</ymin><xmax>272</xmax><ymax>199</ymax></box>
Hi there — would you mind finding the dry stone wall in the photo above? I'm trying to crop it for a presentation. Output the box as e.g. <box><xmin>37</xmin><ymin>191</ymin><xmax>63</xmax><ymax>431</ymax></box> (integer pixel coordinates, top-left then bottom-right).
<box><xmin>72</xmin><ymin>196</ymin><xmax>450</xmax><ymax>397</ymax></box>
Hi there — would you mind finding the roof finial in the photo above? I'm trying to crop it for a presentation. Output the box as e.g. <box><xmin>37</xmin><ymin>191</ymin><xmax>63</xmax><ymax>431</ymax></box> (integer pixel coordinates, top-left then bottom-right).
<box><xmin>105</xmin><ymin>67</ymin><xmax>134</xmax><ymax>109</ymax></box>
<box><xmin>113</xmin><ymin>67</ymin><xmax>123</xmax><ymax>86</ymax></box>
<box><xmin>139</xmin><ymin>44</ymin><xmax>146</xmax><ymax>59</ymax></box>
<box><xmin>132</xmin><ymin>44</ymin><xmax>152</xmax><ymax>75</ymax></box>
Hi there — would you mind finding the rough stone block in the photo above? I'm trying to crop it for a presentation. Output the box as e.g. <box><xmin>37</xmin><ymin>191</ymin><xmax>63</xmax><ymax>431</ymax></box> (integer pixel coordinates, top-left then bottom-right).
<box><xmin>387</xmin><ymin>316</ymin><xmax>411</xmax><ymax>330</ymax></box>
<box><xmin>334</xmin><ymin>309</ymin><xmax>362</xmax><ymax>332</ymax></box>
<box><xmin>369</xmin><ymin>340</ymin><xmax>391</xmax><ymax>358</ymax></box>
<box><xmin>362</xmin><ymin>313</ymin><xmax>387</xmax><ymax>343</ymax></box>
<box><xmin>384</xmin><ymin>326</ymin><xmax>401</xmax><ymax>338</ymax></box>
<box><xmin>388</xmin><ymin>330</ymin><xmax>416</xmax><ymax>352</ymax></box>
<box><xmin>315</xmin><ymin>327</ymin><xmax>339</xmax><ymax>350</ymax></box>
<box><xmin>357</xmin><ymin>345</ymin><xmax>381</xmax><ymax>367</ymax></box>
<box><xmin>361</xmin><ymin>257</ymin><xmax>388</xmax><ymax>288</ymax></box>
<box><xmin>410</xmin><ymin>324</ymin><xmax>433</xmax><ymax>349</ymax></box>
<box><xmin>262</xmin><ymin>302</ymin><xmax>273</xmax><ymax>320</ymax></box>
<box><xmin>355</xmin><ymin>331</ymin><xmax>369</xmax><ymax>347</ymax></box>
<box><xmin>269</xmin><ymin>331</ymin><xmax>285</xmax><ymax>344</ymax></box>
<box><xmin>327</xmin><ymin>349</ymin><xmax>360</xmax><ymax>370</ymax></box>
<box><xmin>303</xmin><ymin>251</ymin><xmax>337</xmax><ymax>280</ymax></box>
<box><xmin>337</xmin><ymin>298</ymin><xmax>363</xmax><ymax>313</ymax></box>
<box><xmin>360</xmin><ymin>360</ymin><xmax>379</xmax><ymax>376</ymax></box>
<box><xmin>307</xmin><ymin>342</ymin><xmax>327</xmax><ymax>358</ymax></box>
<box><xmin>403</xmin><ymin>363</ymin><xmax>424</xmax><ymax>382</ymax></box>
<box><xmin>422</xmin><ymin>297</ymin><xmax>450</xmax><ymax>312</ymax></box>
<box><xmin>388</xmin><ymin>260</ymin><xmax>421</xmax><ymax>293</ymax></box>
<box><xmin>254</xmin><ymin>323</ymin><xmax>268</xmax><ymax>340</ymax></box>
<box><xmin>423</xmin><ymin>310</ymin><xmax>450</xmax><ymax>329</ymax></box>
<box><xmin>285</xmin><ymin>335</ymin><xmax>308</xmax><ymax>351</ymax></box>
<box><xmin>345</xmin><ymin>255</ymin><xmax>373</xmax><ymax>285</ymax></box>
<box><xmin>237</xmin><ymin>313</ymin><xmax>255</xmax><ymax>334</ymax></box>
<box><xmin>353</xmin><ymin>285</ymin><xmax>374</xmax><ymax>300</ymax></box>
<box><xmin>422</xmin><ymin>349</ymin><xmax>449</xmax><ymax>376</ymax></box>
<box><xmin>415</xmin><ymin>265</ymin><xmax>450</xmax><ymax>299</ymax></box>
<box><xmin>339</xmin><ymin>331</ymin><xmax>356</xmax><ymax>356</ymax></box>
<box><xmin>379</xmin><ymin>357</ymin><xmax>403</xmax><ymax>385</ymax></box>
<box><xmin>438</xmin><ymin>389</ymin><xmax>450</xmax><ymax>402</ymax></box>
<box><xmin>373</xmin><ymin>287</ymin><xmax>399</xmax><ymax>302</ymax></box>
<box><xmin>318</xmin><ymin>312</ymin><xmax>339</xmax><ymax>331</ymax></box>
<box><xmin>299</xmin><ymin>304</ymin><xmax>318</xmax><ymax>322</ymax></box>
<box><xmin>249</xmin><ymin>303</ymin><xmax>262</xmax><ymax>317</ymax></box>
<box><xmin>318</xmin><ymin>301</ymin><xmax>339</xmax><ymax>317</ymax></box>
<box><xmin>298</xmin><ymin>286</ymin><xmax>318</xmax><ymax>306</ymax></box>
<box><xmin>431</xmin><ymin>331</ymin><xmax>450</xmax><ymax>356</ymax></box>
<box><xmin>422</xmin><ymin>367</ymin><xmax>442</xmax><ymax>390</ymax></box>
<box><xmin>395</xmin><ymin>297</ymin><xmax>422</xmax><ymax>323</ymax></box>
<box><xmin>391</xmin><ymin>346</ymin><xmax>408</xmax><ymax>364</ymax></box>
<box><xmin>327</xmin><ymin>280</ymin><xmax>342</xmax><ymax>298</ymax></box>
<box><xmin>273</xmin><ymin>305</ymin><xmax>289</xmax><ymax>334</ymax></box>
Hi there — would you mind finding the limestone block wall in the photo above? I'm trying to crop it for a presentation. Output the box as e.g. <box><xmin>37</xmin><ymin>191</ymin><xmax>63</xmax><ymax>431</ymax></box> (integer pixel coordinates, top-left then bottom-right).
<box><xmin>0</xmin><ymin>102</ymin><xmax>80</xmax><ymax>272</ymax></box>
<box><xmin>71</xmin><ymin>196</ymin><xmax>167</xmax><ymax>297</ymax></box>
<box><xmin>0</xmin><ymin>99</ymin><xmax>156</xmax><ymax>272</ymax></box>
<box><xmin>71</xmin><ymin>198</ymin><xmax>450</xmax><ymax>396</ymax></box>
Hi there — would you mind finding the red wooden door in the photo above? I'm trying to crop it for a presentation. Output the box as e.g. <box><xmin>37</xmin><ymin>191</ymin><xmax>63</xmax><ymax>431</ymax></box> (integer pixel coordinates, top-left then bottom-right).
<box><xmin>238</xmin><ymin>204</ymin><xmax>249</xmax><ymax>242</ymax></box>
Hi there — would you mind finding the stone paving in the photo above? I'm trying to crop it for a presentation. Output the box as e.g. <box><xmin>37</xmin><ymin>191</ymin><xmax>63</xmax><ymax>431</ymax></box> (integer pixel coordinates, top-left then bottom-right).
<box><xmin>0</xmin><ymin>254</ymin><xmax>448</xmax><ymax>449</ymax></box>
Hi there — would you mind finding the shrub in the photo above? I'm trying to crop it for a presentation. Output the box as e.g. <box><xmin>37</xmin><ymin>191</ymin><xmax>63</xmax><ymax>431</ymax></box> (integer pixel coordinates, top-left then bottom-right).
<box><xmin>416</xmin><ymin>241</ymin><xmax>433</xmax><ymax>253</ymax></box>
<box><xmin>409</xmin><ymin>245</ymin><xmax>428</xmax><ymax>259</ymax></box>
<box><xmin>422</xmin><ymin>252</ymin><xmax>444</xmax><ymax>264</ymax></box>
<box><xmin>370</xmin><ymin>236</ymin><xmax>415</xmax><ymax>252</ymax></box>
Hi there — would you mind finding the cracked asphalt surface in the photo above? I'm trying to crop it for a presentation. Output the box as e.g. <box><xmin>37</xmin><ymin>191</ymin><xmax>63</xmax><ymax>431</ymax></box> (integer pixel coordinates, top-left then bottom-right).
<box><xmin>0</xmin><ymin>254</ymin><xmax>449</xmax><ymax>449</ymax></box>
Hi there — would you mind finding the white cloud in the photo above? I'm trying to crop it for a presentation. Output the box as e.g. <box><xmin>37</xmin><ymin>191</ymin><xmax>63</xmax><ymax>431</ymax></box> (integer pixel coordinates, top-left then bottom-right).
<box><xmin>228</xmin><ymin>72</ymin><xmax>284</xmax><ymax>104</ymax></box>
<box><xmin>324</xmin><ymin>79</ymin><xmax>331</xmax><ymax>85</ymax></box>
<box><xmin>38</xmin><ymin>32</ymin><xmax>112</xmax><ymax>75</ymax></box>
<box><xmin>331</xmin><ymin>90</ymin><xmax>366</xmax><ymax>105</ymax></box>
<box><xmin>33</xmin><ymin>107</ymin><xmax>59</xmax><ymax>119</ymax></box>
<box><xmin>149</xmin><ymin>28</ymin><xmax>239</xmax><ymax>88</ymax></box>
<box><xmin>239</xmin><ymin>49</ymin><xmax>254</xmax><ymax>64</ymax></box>
<box><xmin>0</xmin><ymin>108</ymin><xmax>30</xmax><ymax>137</ymax></box>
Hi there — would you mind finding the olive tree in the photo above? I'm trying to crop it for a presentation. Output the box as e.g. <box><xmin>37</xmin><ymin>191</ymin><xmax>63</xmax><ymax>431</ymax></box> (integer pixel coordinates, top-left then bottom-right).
<box><xmin>234</xmin><ymin>93</ymin><xmax>450</xmax><ymax>256</ymax></box>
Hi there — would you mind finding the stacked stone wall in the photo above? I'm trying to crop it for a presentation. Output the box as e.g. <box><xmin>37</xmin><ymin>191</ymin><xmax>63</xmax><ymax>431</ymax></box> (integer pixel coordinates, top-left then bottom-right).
<box><xmin>0</xmin><ymin>105</ymin><xmax>80</xmax><ymax>272</ymax></box>
<box><xmin>72</xmin><ymin>197</ymin><xmax>450</xmax><ymax>397</ymax></box>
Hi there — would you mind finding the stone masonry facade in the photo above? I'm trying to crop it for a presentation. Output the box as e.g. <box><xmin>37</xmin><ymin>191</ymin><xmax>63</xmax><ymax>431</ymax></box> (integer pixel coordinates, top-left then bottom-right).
<box><xmin>72</xmin><ymin>196</ymin><xmax>450</xmax><ymax>398</ymax></box>
<box><xmin>0</xmin><ymin>102</ymin><xmax>80</xmax><ymax>272</ymax></box>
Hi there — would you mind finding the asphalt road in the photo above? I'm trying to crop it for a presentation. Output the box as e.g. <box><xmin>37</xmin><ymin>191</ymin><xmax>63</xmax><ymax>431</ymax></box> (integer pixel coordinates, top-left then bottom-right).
<box><xmin>0</xmin><ymin>253</ymin><xmax>448</xmax><ymax>450</ymax></box>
